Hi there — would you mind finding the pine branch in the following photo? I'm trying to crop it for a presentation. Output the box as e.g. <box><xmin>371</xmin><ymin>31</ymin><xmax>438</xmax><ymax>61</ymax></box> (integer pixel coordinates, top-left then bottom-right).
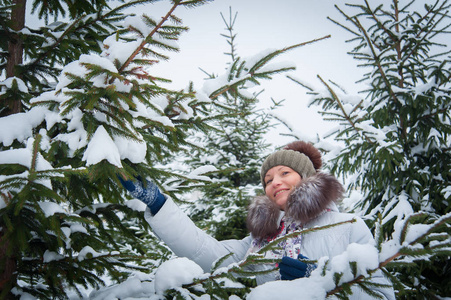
<box><xmin>316</xmin><ymin>75</ymin><xmax>375</xmax><ymax>145</ymax></box>
<box><xmin>220</xmin><ymin>7</ymin><xmax>238</xmax><ymax>62</ymax></box>
<box><xmin>257</xmin><ymin>219</ymin><xmax>357</xmax><ymax>254</ymax></box>
<box><xmin>286</xmin><ymin>75</ymin><xmax>314</xmax><ymax>92</ymax></box>
<box><xmin>351</xmin><ymin>16</ymin><xmax>409</xmax><ymax>142</ymax></box>
<box><xmin>27</xmin><ymin>0</ymin><xmax>147</xmax><ymax>73</ymax></box>
<box><xmin>327</xmin><ymin>6</ymin><xmax>360</xmax><ymax>38</ymax></box>
<box><xmin>362</xmin><ymin>0</ymin><xmax>399</xmax><ymax>44</ymax></box>
<box><xmin>399</xmin><ymin>0</ymin><xmax>448</xmax><ymax>62</ymax></box>
<box><xmin>248</xmin><ymin>35</ymin><xmax>330</xmax><ymax>75</ymax></box>
<box><xmin>326</xmin><ymin>213</ymin><xmax>451</xmax><ymax>298</ymax></box>
<box><xmin>117</xmin><ymin>2</ymin><xmax>179</xmax><ymax>74</ymax></box>
<box><xmin>30</xmin><ymin>13</ymin><xmax>87</xmax><ymax>69</ymax></box>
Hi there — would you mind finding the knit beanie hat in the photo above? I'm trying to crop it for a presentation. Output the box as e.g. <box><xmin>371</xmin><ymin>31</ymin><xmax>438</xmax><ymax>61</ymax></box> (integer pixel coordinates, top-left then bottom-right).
<box><xmin>260</xmin><ymin>141</ymin><xmax>322</xmax><ymax>188</ymax></box>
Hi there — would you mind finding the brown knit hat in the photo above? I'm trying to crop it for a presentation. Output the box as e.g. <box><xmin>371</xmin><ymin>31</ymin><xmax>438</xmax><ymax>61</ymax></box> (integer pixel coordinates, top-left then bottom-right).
<box><xmin>260</xmin><ymin>141</ymin><xmax>322</xmax><ymax>188</ymax></box>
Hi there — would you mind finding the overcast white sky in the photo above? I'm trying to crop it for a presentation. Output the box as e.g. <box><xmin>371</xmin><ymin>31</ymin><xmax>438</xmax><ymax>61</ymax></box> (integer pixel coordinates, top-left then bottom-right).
<box><xmin>153</xmin><ymin>1</ymin><xmax>359</xmax><ymax>79</ymax></box>
<box><xmin>145</xmin><ymin>0</ymin><xmax>371</xmax><ymax>146</ymax></box>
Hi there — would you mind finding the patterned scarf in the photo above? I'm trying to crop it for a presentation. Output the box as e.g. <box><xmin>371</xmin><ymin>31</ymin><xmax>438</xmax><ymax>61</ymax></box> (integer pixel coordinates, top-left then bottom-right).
<box><xmin>246</xmin><ymin>216</ymin><xmax>303</xmax><ymax>279</ymax></box>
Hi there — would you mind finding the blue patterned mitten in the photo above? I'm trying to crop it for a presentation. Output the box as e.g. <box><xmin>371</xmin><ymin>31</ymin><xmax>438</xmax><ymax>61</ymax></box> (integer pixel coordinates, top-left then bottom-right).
<box><xmin>279</xmin><ymin>254</ymin><xmax>317</xmax><ymax>280</ymax></box>
<box><xmin>118</xmin><ymin>176</ymin><xmax>165</xmax><ymax>215</ymax></box>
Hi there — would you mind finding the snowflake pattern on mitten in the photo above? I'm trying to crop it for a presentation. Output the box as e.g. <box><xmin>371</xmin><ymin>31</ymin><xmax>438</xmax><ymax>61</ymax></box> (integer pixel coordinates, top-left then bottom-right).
<box><xmin>128</xmin><ymin>180</ymin><xmax>160</xmax><ymax>207</ymax></box>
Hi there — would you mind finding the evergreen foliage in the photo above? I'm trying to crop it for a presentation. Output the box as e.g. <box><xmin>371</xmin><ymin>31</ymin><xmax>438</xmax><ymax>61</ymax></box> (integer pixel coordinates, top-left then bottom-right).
<box><xmin>285</xmin><ymin>0</ymin><xmax>451</xmax><ymax>298</ymax></box>
<box><xmin>183</xmin><ymin>9</ymin><xmax>277</xmax><ymax>241</ymax></box>
<box><xmin>3</xmin><ymin>0</ymin><xmax>448</xmax><ymax>298</ymax></box>
<box><xmin>0</xmin><ymin>1</ymin><xmax>217</xmax><ymax>298</ymax></box>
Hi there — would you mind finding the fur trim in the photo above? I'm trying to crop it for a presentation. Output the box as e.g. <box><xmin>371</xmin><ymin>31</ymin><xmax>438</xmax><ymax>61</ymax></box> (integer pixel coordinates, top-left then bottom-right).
<box><xmin>285</xmin><ymin>172</ymin><xmax>344</xmax><ymax>223</ymax></box>
<box><xmin>247</xmin><ymin>172</ymin><xmax>344</xmax><ymax>238</ymax></box>
<box><xmin>246</xmin><ymin>195</ymin><xmax>281</xmax><ymax>239</ymax></box>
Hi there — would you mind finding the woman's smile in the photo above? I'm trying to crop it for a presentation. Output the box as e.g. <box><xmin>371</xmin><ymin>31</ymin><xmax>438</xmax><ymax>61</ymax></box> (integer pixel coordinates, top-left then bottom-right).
<box><xmin>274</xmin><ymin>189</ymin><xmax>289</xmax><ymax>198</ymax></box>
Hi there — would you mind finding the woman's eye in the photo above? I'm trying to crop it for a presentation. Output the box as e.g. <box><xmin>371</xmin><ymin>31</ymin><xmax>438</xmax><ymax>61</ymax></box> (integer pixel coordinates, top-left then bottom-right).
<box><xmin>282</xmin><ymin>171</ymin><xmax>289</xmax><ymax>175</ymax></box>
<box><xmin>266</xmin><ymin>179</ymin><xmax>272</xmax><ymax>185</ymax></box>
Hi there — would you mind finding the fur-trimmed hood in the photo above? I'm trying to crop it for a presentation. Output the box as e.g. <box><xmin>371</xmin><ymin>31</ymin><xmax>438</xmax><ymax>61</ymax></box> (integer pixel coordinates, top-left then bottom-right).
<box><xmin>247</xmin><ymin>172</ymin><xmax>345</xmax><ymax>239</ymax></box>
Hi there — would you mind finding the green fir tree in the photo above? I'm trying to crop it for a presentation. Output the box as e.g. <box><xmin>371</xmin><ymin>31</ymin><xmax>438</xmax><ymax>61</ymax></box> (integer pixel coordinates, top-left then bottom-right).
<box><xmin>0</xmin><ymin>0</ymin><xmax>219</xmax><ymax>298</ymax></box>
<box><xmin>285</xmin><ymin>0</ymin><xmax>451</xmax><ymax>298</ymax></box>
<box><xmin>184</xmin><ymin>9</ymin><xmax>277</xmax><ymax>242</ymax></box>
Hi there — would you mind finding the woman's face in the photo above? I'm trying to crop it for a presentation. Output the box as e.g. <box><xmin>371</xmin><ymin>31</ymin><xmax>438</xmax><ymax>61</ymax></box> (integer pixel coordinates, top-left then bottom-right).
<box><xmin>264</xmin><ymin>165</ymin><xmax>302</xmax><ymax>210</ymax></box>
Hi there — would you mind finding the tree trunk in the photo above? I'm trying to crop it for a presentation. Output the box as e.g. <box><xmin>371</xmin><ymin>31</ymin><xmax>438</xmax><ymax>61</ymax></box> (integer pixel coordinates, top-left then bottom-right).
<box><xmin>4</xmin><ymin>0</ymin><xmax>27</xmax><ymax>115</ymax></box>
<box><xmin>0</xmin><ymin>230</ymin><xmax>17</xmax><ymax>300</ymax></box>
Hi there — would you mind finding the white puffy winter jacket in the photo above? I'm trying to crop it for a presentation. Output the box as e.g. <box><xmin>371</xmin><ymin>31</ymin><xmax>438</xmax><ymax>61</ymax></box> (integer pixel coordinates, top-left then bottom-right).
<box><xmin>145</xmin><ymin>198</ymin><xmax>395</xmax><ymax>299</ymax></box>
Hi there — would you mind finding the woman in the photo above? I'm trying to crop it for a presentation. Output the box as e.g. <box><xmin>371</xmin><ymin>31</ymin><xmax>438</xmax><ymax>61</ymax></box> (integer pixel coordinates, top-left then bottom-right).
<box><xmin>119</xmin><ymin>141</ymin><xmax>395</xmax><ymax>299</ymax></box>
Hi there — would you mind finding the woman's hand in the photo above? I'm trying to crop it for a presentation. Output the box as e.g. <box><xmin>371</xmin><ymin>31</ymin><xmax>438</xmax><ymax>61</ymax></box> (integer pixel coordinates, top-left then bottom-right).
<box><xmin>118</xmin><ymin>175</ymin><xmax>166</xmax><ymax>215</ymax></box>
<box><xmin>279</xmin><ymin>254</ymin><xmax>317</xmax><ymax>280</ymax></box>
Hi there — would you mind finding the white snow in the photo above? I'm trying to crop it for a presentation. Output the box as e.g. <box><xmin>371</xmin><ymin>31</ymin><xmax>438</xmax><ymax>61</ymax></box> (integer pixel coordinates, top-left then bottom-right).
<box><xmin>187</xmin><ymin>165</ymin><xmax>218</xmax><ymax>181</ymax></box>
<box><xmin>79</xmin><ymin>54</ymin><xmax>118</xmax><ymax>74</ymax></box>
<box><xmin>1</xmin><ymin>77</ymin><xmax>28</xmax><ymax>92</ymax></box>
<box><xmin>332</xmin><ymin>243</ymin><xmax>379</xmax><ymax>278</ymax></box>
<box><xmin>89</xmin><ymin>272</ymin><xmax>158</xmax><ymax>300</ymax></box>
<box><xmin>114</xmin><ymin>134</ymin><xmax>147</xmax><ymax>164</ymax></box>
<box><xmin>442</xmin><ymin>185</ymin><xmax>451</xmax><ymax>198</ymax></box>
<box><xmin>257</xmin><ymin>61</ymin><xmax>296</xmax><ymax>74</ymax></box>
<box><xmin>82</xmin><ymin>126</ymin><xmax>123</xmax><ymax>167</ymax></box>
<box><xmin>77</xmin><ymin>246</ymin><xmax>109</xmax><ymax>261</ymax></box>
<box><xmin>243</xmin><ymin>48</ymin><xmax>277</xmax><ymax>70</ymax></box>
<box><xmin>0</xmin><ymin>143</ymin><xmax>56</xmax><ymax>192</ymax></box>
<box><xmin>0</xmin><ymin>107</ymin><xmax>50</xmax><ymax>146</ymax></box>
<box><xmin>247</xmin><ymin>278</ymin><xmax>326</xmax><ymax>300</ymax></box>
<box><xmin>43</xmin><ymin>250</ymin><xmax>65</xmax><ymax>263</ymax></box>
<box><xmin>38</xmin><ymin>201</ymin><xmax>66</xmax><ymax>217</ymax></box>
<box><xmin>126</xmin><ymin>199</ymin><xmax>148</xmax><ymax>212</ymax></box>
<box><xmin>102</xmin><ymin>35</ymin><xmax>143</xmax><ymax>66</ymax></box>
<box><xmin>56</xmin><ymin>54</ymin><xmax>119</xmax><ymax>91</ymax></box>
<box><xmin>143</xmin><ymin>108</ymin><xmax>174</xmax><ymax>127</ymax></box>
<box><xmin>404</xmin><ymin>224</ymin><xmax>431</xmax><ymax>245</ymax></box>
<box><xmin>382</xmin><ymin>192</ymin><xmax>414</xmax><ymax>225</ymax></box>
<box><xmin>153</xmin><ymin>257</ymin><xmax>204</xmax><ymax>295</ymax></box>
<box><xmin>70</xmin><ymin>223</ymin><xmax>87</xmax><ymax>234</ymax></box>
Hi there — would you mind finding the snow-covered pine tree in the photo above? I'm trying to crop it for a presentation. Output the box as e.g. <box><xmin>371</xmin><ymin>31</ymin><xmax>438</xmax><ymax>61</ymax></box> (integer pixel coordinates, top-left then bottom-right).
<box><xmin>183</xmin><ymin>9</ymin><xmax>276</xmax><ymax>242</ymax></box>
<box><xmin>183</xmin><ymin>9</ymin><xmax>331</xmax><ymax>244</ymax></box>
<box><xmin>285</xmin><ymin>0</ymin><xmax>450</xmax><ymax>298</ymax></box>
<box><xmin>0</xmin><ymin>0</ymin><xmax>220</xmax><ymax>298</ymax></box>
